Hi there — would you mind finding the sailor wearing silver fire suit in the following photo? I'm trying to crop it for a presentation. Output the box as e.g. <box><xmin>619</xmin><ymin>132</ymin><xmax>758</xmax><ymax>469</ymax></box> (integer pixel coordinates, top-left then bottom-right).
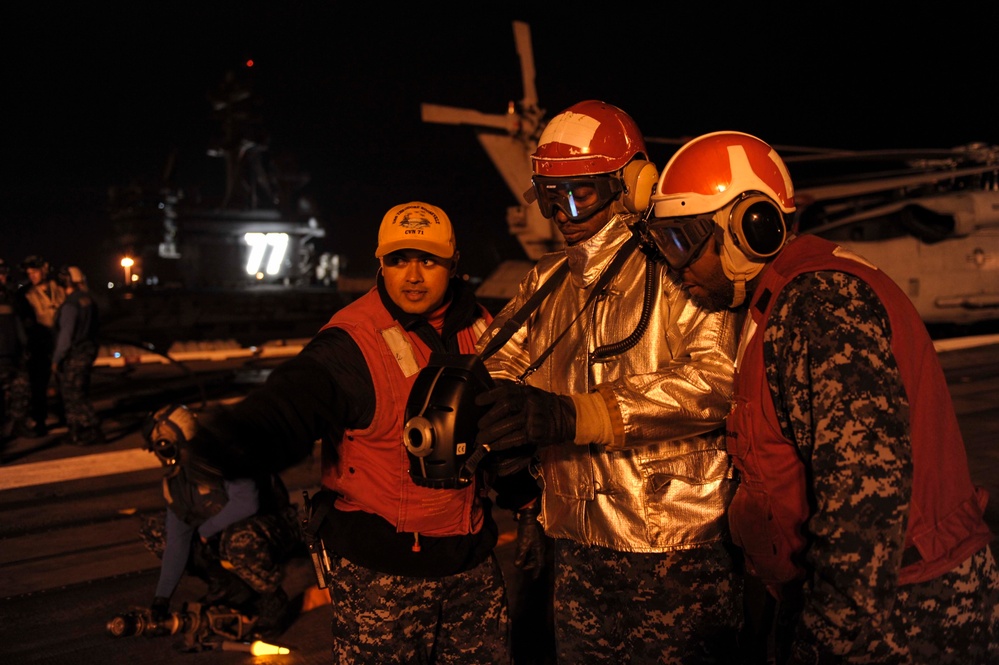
<box><xmin>478</xmin><ymin>213</ymin><xmax>741</xmax><ymax>663</ymax></box>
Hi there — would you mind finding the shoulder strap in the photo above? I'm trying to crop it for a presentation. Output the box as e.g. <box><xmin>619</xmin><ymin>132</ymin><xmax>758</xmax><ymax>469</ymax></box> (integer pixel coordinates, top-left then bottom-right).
<box><xmin>479</xmin><ymin>260</ymin><xmax>570</xmax><ymax>361</ymax></box>
<box><xmin>519</xmin><ymin>235</ymin><xmax>639</xmax><ymax>381</ymax></box>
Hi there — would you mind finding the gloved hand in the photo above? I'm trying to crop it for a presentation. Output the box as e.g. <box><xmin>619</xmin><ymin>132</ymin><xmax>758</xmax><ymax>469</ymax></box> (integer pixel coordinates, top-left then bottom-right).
<box><xmin>514</xmin><ymin>502</ymin><xmax>545</xmax><ymax>580</ymax></box>
<box><xmin>475</xmin><ymin>381</ymin><xmax>576</xmax><ymax>452</ymax></box>
<box><xmin>485</xmin><ymin>448</ymin><xmax>535</xmax><ymax>477</ymax></box>
<box><xmin>191</xmin><ymin>534</ymin><xmax>221</xmax><ymax>575</ymax></box>
<box><xmin>150</xmin><ymin>596</ymin><xmax>171</xmax><ymax>621</ymax></box>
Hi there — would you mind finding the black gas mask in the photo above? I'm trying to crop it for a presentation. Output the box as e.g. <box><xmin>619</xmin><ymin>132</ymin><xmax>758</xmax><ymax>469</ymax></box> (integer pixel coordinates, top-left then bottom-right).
<box><xmin>403</xmin><ymin>353</ymin><xmax>494</xmax><ymax>489</ymax></box>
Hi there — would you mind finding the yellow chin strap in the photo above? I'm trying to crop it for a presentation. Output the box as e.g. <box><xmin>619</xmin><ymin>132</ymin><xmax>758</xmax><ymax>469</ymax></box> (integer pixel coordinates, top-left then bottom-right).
<box><xmin>730</xmin><ymin>278</ymin><xmax>747</xmax><ymax>308</ymax></box>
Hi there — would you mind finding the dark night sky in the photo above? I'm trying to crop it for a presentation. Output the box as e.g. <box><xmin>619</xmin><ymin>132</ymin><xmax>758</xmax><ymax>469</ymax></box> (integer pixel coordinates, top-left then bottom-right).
<box><xmin>5</xmin><ymin>4</ymin><xmax>997</xmax><ymax>287</ymax></box>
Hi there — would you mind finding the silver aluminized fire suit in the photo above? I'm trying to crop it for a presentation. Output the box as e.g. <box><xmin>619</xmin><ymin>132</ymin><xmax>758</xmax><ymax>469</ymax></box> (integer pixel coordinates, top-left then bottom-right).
<box><xmin>478</xmin><ymin>214</ymin><xmax>738</xmax><ymax>553</ymax></box>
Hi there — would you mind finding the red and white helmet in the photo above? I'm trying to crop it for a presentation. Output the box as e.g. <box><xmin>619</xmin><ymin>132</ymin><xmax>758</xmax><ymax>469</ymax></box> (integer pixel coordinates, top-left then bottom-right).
<box><xmin>649</xmin><ymin>132</ymin><xmax>796</xmax><ymax>306</ymax></box>
<box><xmin>652</xmin><ymin>131</ymin><xmax>795</xmax><ymax>218</ymax></box>
<box><xmin>532</xmin><ymin>100</ymin><xmax>648</xmax><ymax>177</ymax></box>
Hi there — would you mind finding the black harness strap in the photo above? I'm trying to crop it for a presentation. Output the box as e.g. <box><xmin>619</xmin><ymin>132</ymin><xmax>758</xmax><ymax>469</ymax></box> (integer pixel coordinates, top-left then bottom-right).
<box><xmin>517</xmin><ymin>236</ymin><xmax>640</xmax><ymax>381</ymax></box>
<box><xmin>478</xmin><ymin>260</ymin><xmax>570</xmax><ymax>361</ymax></box>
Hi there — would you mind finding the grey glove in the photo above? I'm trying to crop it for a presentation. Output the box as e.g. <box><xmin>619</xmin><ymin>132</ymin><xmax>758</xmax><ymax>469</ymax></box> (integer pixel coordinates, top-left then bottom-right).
<box><xmin>514</xmin><ymin>503</ymin><xmax>545</xmax><ymax>580</ymax></box>
<box><xmin>475</xmin><ymin>381</ymin><xmax>576</xmax><ymax>452</ymax></box>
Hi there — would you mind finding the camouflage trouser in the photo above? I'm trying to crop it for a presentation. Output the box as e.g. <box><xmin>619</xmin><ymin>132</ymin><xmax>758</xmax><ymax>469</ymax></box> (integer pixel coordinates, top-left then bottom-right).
<box><xmin>895</xmin><ymin>544</ymin><xmax>999</xmax><ymax>664</ymax></box>
<box><xmin>140</xmin><ymin>506</ymin><xmax>305</xmax><ymax>594</ymax></box>
<box><xmin>553</xmin><ymin>538</ymin><xmax>743</xmax><ymax>664</ymax></box>
<box><xmin>324</xmin><ymin>551</ymin><xmax>512</xmax><ymax>665</ymax></box>
<box><xmin>786</xmin><ymin>543</ymin><xmax>999</xmax><ymax>664</ymax></box>
<box><xmin>56</xmin><ymin>343</ymin><xmax>99</xmax><ymax>431</ymax></box>
<box><xmin>1</xmin><ymin>361</ymin><xmax>30</xmax><ymax>431</ymax></box>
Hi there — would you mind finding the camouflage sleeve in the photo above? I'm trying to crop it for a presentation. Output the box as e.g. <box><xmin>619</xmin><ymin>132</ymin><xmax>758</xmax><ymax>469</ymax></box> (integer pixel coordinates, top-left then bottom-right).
<box><xmin>763</xmin><ymin>271</ymin><xmax>913</xmax><ymax>660</ymax></box>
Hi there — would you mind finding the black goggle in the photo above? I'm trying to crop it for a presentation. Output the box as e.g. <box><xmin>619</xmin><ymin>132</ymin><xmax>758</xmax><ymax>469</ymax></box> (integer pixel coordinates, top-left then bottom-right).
<box><xmin>524</xmin><ymin>175</ymin><xmax>623</xmax><ymax>221</ymax></box>
<box><xmin>642</xmin><ymin>214</ymin><xmax>716</xmax><ymax>271</ymax></box>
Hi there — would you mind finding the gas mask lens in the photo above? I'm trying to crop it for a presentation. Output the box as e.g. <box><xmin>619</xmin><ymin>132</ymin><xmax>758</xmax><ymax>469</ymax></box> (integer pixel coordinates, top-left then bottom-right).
<box><xmin>529</xmin><ymin>176</ymin><xmax>623</xmax><ymax>221</ymax></box>
<box><xmin>646</xmin><ymin>216</ymin><xmax>715</xmax><ymax>271</ymax></box>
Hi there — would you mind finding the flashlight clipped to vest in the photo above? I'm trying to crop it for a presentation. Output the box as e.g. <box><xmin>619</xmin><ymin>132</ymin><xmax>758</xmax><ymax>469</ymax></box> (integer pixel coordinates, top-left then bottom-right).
<box><xmin>403</xmin><ymin>353</ymin><xmax>494</xmax><ymax>489</ymax></box>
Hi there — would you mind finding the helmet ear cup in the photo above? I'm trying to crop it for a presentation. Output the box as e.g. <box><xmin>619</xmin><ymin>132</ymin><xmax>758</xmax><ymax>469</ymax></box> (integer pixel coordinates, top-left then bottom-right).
<box><xmin>143</xmin><ymin>404</ymin><xmax>199</xmax><ymax>466</ymax></box>
<box><xmin>730</xmin><ymin>193</ymin><xmax>787</xmax><ymax>259</ymax></box>
<box><xmin>621</xmin><ymin>160</ymin><xmax>659</xmax><ymax>213</ymax></box>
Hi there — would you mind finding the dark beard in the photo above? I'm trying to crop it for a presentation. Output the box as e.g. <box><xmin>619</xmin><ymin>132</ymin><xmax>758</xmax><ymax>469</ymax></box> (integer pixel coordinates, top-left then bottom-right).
<box><xmin>691</xmin><ymin>289</ymin><xmax>733</xmax><ymax>311</ymax></box>
<box><xmin>685</xmin><ymin>276</ymin><xmax>737</xmax><ymax>312</ymax></box>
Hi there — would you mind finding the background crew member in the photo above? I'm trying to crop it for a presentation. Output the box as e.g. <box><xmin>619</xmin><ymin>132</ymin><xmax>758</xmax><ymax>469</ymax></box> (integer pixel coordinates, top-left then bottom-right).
<box><xmin>140</xmin><ymin>403</ymin><xmax>307</xmax><ymax>639</ymax></box>
<box><xmin>51</xmin><ymin>265</ymin><xmax>104</xmax><ymax>445</ymax></box>
<box><xmin>17</xmin><ymin>255</ymin><xmax>65</xmax><ymax>437</ymax></box>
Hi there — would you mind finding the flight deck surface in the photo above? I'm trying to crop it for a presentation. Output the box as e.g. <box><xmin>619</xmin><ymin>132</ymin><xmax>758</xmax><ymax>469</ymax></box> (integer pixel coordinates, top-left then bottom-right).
<box><xmin>2</xmin><ymin>335</ymin><xmax>997</xmax><ymax>664</ymax></box>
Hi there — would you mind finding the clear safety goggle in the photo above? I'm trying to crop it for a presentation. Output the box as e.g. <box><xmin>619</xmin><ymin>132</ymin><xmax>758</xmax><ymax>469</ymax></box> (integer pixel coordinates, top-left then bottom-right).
<box><xmin>642</xmin><ymin>214</ymin><xmax>716</xmax><ymax>271</ymax></box>
<box><xmin>524</xmin><ymin>175</ymin><xmax>624</xmax><ymax>221</ymax></box>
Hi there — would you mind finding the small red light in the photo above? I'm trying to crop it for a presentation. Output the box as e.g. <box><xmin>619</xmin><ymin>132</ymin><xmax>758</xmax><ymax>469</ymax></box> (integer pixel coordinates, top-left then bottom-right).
<box><xmin>245</xmin><ymin>59</ymin><xmax>254</xmax><ymax>68</ymax></box>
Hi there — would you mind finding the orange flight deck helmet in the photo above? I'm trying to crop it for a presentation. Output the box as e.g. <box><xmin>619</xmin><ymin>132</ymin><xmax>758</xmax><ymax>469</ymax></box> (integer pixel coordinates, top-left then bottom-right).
<box><xmin>649</xmin><ymin>132</ymin><xmax>796</xmax><ymax>303</ymax></box>
<box><xmin>653</xmin><ymin>130</ymin><xmax>795</xmax><ymax>218</ymax></box>
<box><xmin>527</xmin><ymin>100</ymin><xmax>658</xmax><ymax>219</ymax></box>
<box><xmin>532</xmin><ymin>100</ymin><xmax>648</xmax><ymax>177</ymax></box>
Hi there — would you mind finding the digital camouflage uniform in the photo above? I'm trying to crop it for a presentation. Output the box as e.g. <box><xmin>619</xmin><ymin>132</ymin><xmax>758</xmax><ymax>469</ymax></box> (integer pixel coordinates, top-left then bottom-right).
<box><xmin>0</xmin><ymin>367</ymin><xmax>30</xmax><ymax>434</ymax></box>
<box><xmin>325</xmin><ymin>552</ymin><xmax>510</xmax><ymax>664</ymax></box>
<box><xmin>51</xmin><ymin>288</ymin><xmax>101</xmax><ymax>439</ymax></box>
<box><xmin>556</xmin><ymin>539</ymin><xmax>741</xmax><ymax>663</ymax></box>
<box><xmin>57</xmin><ymin>339</ymin><xmax>100</xmax><ymax>433</ymax></box>
<box><xmin>140</xmin><ymin>504</ymin><xmax>303</xmax><ymax>596</ymax></box>
<box><xmin>763</xmin><ymin>272</ymin><xmax>999</xmax><ymax>664</ymax></box>
<box><xmin>140</xmin><ymin>467</ymin><xmax>305</xmax><ymax>602</ymax></box>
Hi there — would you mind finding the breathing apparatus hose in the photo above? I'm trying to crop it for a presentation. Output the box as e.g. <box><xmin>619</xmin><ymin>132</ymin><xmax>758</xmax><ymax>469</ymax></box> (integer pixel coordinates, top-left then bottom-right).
<box><xmin>590</xmin><ymin>252</ymin><xmax>656</xmax><ymax>362</ymax></box>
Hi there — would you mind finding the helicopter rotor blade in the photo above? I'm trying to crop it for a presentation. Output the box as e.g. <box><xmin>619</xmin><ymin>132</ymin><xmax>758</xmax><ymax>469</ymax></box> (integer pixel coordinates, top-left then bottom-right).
<box><xmin>645</xmin><ymin>135</ymin><xmax>864</xmax><ymax>156</ymax></box>
<box><xmin>513</xmin><ymin>21</ymin><xmax>538</xmax><ymax>111</ymax></box>
<box><xmin>420</xmin><ymin>103</ymin><xmax>512</xmax><ymax>131</ymax></box>
<box><xmin>797</xmin><ymin>163</ymin><xmax>998</xmax><ymax>203</ymax></box>
<box><xmin>784</xmin><ymin>144</ymin><xmax>999</xmax><ymax>164</ymax></box>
